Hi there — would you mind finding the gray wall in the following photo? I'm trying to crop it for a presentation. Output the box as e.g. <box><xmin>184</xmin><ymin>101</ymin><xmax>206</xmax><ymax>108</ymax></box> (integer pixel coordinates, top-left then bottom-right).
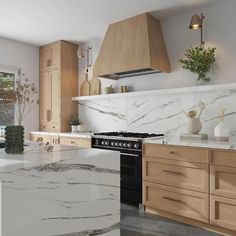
<box><xmin>0</xmin><ymin>36</ymin><xmax>39</xmax><ymax>138</ymax></box>
<box><xmin>79</xmin><ymin>0</ymin><xmax>236</xmax><ymax>94</ymax></box>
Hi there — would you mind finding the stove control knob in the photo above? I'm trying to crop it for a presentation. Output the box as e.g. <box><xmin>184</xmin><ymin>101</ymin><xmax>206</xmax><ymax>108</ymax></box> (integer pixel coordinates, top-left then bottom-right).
<box><xmin>101</xmin><ymin>140</ymin><xmax>105</xmax><ymax>145</ymax></box>
<box><xmin>127</xmin><ymin>143</ymin><xmax>132</xmax><ymax>148</ymax></box>
<box><xmin>105</xmin><ymin>141</ymin><xmax>109</xmax><ymax>145</ymax></box>
<box><xmin>134</xmin><ymin>143</ymin><xmax>139</xmax><ymax>149</ymax></box>
<box><xmin>119</xmin><ymin>142</ymin><xmax>123</xmax><ymax>147</ymax></box>
<box><xmin>123</xmin><ymin>142</ymin><xmax>127</xmax><ymax>147</ymax></box>
<box><xmin>111</xmin><ymin>142</ymin><xmax>114</xmax><ymax>146</ymax></box>
<box><xmin>115</xmin><ymin>142</ymin><xmax>118</xmax><ymax>146</ymax></box>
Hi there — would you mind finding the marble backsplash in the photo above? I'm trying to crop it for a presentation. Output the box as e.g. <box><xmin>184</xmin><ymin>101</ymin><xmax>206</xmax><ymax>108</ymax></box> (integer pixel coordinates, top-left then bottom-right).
<box><xmin>79</xmin><ymin>83</ymin><xmax>236</xmax><ymax>138</ymax></box>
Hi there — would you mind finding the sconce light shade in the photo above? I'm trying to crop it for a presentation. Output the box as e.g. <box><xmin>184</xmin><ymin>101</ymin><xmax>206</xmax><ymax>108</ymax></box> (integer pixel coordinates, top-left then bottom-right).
<box><xmin>189</xmin><ymin>14</ymin><xmax>203</xmax><ymax>30</ymax></box>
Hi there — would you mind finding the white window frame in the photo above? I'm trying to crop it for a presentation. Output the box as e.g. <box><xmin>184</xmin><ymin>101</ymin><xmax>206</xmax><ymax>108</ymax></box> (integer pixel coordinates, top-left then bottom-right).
<box><xmin>0</xmin><ymin>66</ymin><xmax>20</xmax><ymax>127</ymax></box>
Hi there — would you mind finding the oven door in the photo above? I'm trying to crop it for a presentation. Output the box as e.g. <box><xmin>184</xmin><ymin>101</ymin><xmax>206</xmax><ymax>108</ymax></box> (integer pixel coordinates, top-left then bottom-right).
<box><xmin>120</xmin><ymin>152</ymin><xmax>142</xmax><ymax>204</ymax></box>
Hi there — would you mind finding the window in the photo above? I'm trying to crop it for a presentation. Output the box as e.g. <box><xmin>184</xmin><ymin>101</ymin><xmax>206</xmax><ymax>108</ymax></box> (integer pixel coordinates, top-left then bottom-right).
<box><xmin>0</xmin><ymin>68</ymin><xmax>18</xmax><ymax>127</ymax></box>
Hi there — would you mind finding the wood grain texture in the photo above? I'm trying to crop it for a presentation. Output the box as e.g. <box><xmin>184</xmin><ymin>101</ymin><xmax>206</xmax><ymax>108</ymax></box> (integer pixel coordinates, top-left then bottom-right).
<box><xmin>210</xmin><ymin>195</ymin><xmax>236</xmax><ymax>231</ymax></box>
<box><xmin>89</xmin><ymin>77</ymin><xmax>100</xmax><ymax>95</ymax></box>
<box><xmin>143</xmin><ymin>182</ymin><xmax>209</xmax><ymax>223</ymax></box>
<box><xmin>211</xmin><ymin>149</ymin><xmax>236</xmax><ymax>167</ymax></box>
<box><xmin>143</xmin><ymin>157</ymin><xmax>209</xmax><ymax>193</ymax></box>
<box><xmin>80</xmin><ymin>77</ymin><xmax>90</xmax><ymax>96</ymax></box>
<box><xmin>59</xmin><ymin>136</ymin><xmax>91</xmax><ymax>148</ymax></box>
<box><xmin>143</xmin><ymin>143</ymin><xmax>209</xmax><ymax>163</ymax></box>
<box><xmin>93</xmin><ymin>13</ymin><xmax>170</xmax><ymax>78</ymax></box>
<box><xmin>39</xmin><ymin>40</ymin><xmax>78</xmax><ymax>132</ymax></box>
<box><xmin>210</xmin><ymin>165</ymin><xmax>236</xmax><ymax>199</ymax></box>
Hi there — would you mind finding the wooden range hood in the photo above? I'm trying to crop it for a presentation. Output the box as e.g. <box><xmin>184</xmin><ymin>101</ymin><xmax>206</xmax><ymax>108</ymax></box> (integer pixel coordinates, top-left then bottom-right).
<box><xmin>93</xmin><ymin>13</ymin><xmax>170</xmax><ymax>79</ymax></box>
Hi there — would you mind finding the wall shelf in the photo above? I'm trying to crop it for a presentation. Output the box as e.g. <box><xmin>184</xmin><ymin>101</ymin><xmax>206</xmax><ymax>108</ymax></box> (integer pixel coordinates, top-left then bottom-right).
<box><xmin>72</xmin><ymin>83</ymin><xmax>236</xmax><ymax>101</ymax></box>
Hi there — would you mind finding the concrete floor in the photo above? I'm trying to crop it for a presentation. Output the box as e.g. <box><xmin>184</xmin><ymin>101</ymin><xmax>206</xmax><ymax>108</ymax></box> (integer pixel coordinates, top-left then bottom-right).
<box><xmin>121</xmin><ymin>204</ymin><xmax>222</xmax><ymax>236</ymax></box>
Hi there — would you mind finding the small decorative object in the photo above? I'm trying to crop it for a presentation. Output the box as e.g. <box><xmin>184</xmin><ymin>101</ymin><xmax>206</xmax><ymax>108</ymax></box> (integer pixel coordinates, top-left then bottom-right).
<box><xmin>36</xmin><ymin>137</ymin><xmax>54</xmax><ymax>152</ymax></box>
<box><xmin>214</xmin><ymin>109</ymin><xmax>230</xmax><ymax>141</ymax></box>
<box><xmin>181</xmin><ymin>101</ymin><xmax>208</xmax><ymax>140</ymax></box>
<box><xmin>179</xmin><ymin>45</ymin><xmax>216</xmax><ymax>82</ymax></box>
<box><xmin>104</xmin><ymin>85</ymin><xmax>113</xmax><ymax>94</ymax></box>
<box><xmin>1</xmin><ymin>75</ymin><xmax>38</xmax><ymax>154</ymax></box>
<box><xmin>69</xmin><ymin>114</ymin><xmax>80</xmax><ymax>132</ymax></box>
<box><xmin>120</xmin><ymin>86</ymin><xmax>129</xmax><ymax>93</ymax></box>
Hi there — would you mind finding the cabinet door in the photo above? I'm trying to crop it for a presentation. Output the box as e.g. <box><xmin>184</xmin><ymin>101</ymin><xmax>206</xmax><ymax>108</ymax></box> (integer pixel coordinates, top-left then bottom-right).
<box><xmin>40</xmin><ymin>69</ymin><xmax>60</xmax><ymax>126</ymax></box>
<box><xmin>51</xmin><ymin>69</ymin><xmax>60</xmax><ymax>123</ymax></box>
<box><xmin>40</xmin><ymin>71</ymin><xmax>52</xmax><ymax>123</ymax></box>
<box><xmin>40</xmin><ymin>43</ymin><xmax>60</xmax><ymax>71</ymax></box>
<box><xmin>210</xmin><ymin>195</ymin><xmax>236</xmax><ymax>231</ymax></box>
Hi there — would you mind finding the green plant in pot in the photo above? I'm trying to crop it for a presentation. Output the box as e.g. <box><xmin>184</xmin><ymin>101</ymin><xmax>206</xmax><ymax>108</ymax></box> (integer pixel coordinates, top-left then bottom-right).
<box><xmin>179</xmin><ymin>45</ymin><xmax>216</xmax><ymax>83</ymax></box>
<box><xmin>0</xmin><ymin>76</ymin><xmax>38</xmax><ymax>154</ymax></box>
<box><xmin>69</xmin><ymin>114</ymin><xmax>81</xmax><ymax>132</ymax></box>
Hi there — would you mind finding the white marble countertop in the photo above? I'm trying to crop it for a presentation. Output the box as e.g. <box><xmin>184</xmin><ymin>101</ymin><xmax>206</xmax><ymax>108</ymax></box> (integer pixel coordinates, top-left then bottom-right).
<box><xmin>30</xmin><ymin>131</ymin><xmax>92</xmax><ymax>139</ymax></box>
<box><xmin>0</xmin><ymin>146</ymin><xmax>120</xmax><ymax>236</ymax></box>
<box><xmin>145</xmin><ymin>135</ymin><xmax>236</xmax><ymax>150</ymax></box>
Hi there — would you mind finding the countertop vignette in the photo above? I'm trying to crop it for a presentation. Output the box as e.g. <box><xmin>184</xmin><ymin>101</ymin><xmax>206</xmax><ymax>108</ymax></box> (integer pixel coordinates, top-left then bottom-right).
<box><xmin>0</xmin><ymin>145</ymin><xmax>120</xmax><ymax>236</ymax></box>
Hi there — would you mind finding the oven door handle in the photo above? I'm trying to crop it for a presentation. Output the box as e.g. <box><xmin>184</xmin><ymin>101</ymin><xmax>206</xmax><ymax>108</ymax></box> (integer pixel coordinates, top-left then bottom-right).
<box><xmin>120</xmin><ymin>153</ymin><xmax>140</xmax><ymax>157</ymax></box>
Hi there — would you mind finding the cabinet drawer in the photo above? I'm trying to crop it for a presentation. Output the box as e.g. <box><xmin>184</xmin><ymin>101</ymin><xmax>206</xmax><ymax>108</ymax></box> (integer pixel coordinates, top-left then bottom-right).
<box><xmin>210</xmin><ymin>195</ymin><xmax>236</xmax><ymax>231</ymax></box>
<box><xmin>211</xmin><ymin>149</ymin><xmax>236</xmax><ymax>167</ymax></box>
<box><xmin>60</xmin><ymin>137</ymin><xmax>91</xmax><ymax>148</ymax></box>
<box><xmin>40</xmin><ymin>122</ymin><xmax>60</xmax><ymax>132</ymax></box>
<box><xmin>30</xmin><ymin>134</ymin><xmax>51</xmax><ymax>143</ymax></box>
<box><xmin>210</xmin><ymin>165</ymin><xmax>236</xmax><ymax>199</ymax></box>
<box><xmin>143</xmin><ymin>182</ymin><xmax>209</xmax><ymax>223</ymax></box>
<box><xmin>143</xmin><ymin>144</ymin><xmax>209</xmax><ymax>163</ymax></box>
<box><xmin>143</xmin><ymin>157</ymin><xmax>209</xmax><ymax>193</ymax></box>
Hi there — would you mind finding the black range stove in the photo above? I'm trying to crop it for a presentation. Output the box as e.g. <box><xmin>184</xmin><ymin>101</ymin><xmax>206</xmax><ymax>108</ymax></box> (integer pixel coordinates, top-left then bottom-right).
<box><xmin>92</xmin><ymin>132</ymin><xmax>164</xmax><ymax>205</ymax></box>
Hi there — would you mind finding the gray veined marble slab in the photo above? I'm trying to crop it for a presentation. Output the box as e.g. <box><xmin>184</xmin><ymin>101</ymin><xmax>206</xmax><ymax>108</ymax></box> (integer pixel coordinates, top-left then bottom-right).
<box><xmin>0</xmin><ymin>146</ymin><xmax>120</xmax><ymax>236</ymax></box>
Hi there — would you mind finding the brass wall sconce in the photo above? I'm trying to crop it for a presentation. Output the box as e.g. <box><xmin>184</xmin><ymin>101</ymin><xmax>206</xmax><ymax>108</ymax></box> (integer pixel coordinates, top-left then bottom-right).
<box><xmin>189</xmin><ymin>13</ymin><xmax>205</xmax><ymax>45</ymax></box>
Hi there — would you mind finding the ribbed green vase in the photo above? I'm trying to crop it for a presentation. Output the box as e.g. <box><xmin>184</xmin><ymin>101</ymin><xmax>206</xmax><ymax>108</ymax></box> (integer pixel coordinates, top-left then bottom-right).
<box><xmin>5</xmin><ymin>126</ymin><xmax>24</xmax><ymax>154</ymax></box>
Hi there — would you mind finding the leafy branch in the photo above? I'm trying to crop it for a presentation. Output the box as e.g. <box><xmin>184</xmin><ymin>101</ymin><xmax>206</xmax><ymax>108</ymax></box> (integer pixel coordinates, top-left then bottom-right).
<box><xmin>179</xmin><ymin>45</ymin><xmax>216</xmax><ymax>82</ymax></box>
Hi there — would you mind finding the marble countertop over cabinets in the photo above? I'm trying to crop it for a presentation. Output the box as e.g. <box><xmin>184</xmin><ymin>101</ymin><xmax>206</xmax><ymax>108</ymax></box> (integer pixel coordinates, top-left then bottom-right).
<box><xmin>0</xmin><ymin>146</ymin><xmax>120</xmax><ymax>236</ymax></box>
<box><xmin>144</xmin><ymin>135</ymin><xmax>236</xmax><ymax>150</ymax></box>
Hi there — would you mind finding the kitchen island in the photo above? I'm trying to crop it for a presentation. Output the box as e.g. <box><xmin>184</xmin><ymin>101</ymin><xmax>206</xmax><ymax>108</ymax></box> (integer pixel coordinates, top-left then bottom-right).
<box><xmin>0</xmin><ymin>145</ymin><xmax>120</xmax><ymax>236</ymax></box>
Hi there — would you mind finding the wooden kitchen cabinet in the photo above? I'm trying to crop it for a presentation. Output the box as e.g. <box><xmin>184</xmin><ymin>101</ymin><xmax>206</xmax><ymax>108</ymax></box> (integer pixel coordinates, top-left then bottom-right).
<box><xmin>30</xmin><ymin>133</ymin><xmax>59</xmax><ymax>144</ymax></box>
<box><xmin>143</xmin><ymin>143</ymin><xmax>236</xmax><ymax>235</ymax></box>
<box><xmin>143</xmin><ymin>182</ymin><xmax>209</xmax><ymax>223</ymax></box>
<box><xmin>40</xmin><ymin>43</ymin><xmax>60</xmax><ymax>71</ymax></box>
<box><xmin>59</xmin><ymin>136</ymin><xmax>91</xmax><ymax>148</ymax></box>
<box><xmin>39</xmin><ymin>41</ymin><xmax>78</xmax><ymax>132</ymax></box>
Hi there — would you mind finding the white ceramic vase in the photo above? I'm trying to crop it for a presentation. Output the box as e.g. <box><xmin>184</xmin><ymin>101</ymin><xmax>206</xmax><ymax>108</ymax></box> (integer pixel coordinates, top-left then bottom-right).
<box><xmin>187</xmin><ymin>117</ymin><xmax>202</xmax><ymax>134</ymax></box>
<box><xmin>214</xmin><ymin>121</ymin><xmax>230</xmax><ymax>141</ymax></box>
<box><xmin>71</xmin><ymin>125</ymin><xmax>79</xmax><ymax>132</ymax></box>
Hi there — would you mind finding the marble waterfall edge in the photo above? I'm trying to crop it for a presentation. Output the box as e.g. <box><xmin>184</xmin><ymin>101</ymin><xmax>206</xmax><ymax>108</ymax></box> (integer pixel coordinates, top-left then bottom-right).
<box><xmin>0</xmin><ymin>147</ymin><xmax>120</xmax><ymax>236</ymax></box>
<box><xmin>79</xmin><ymin>84</ymin><xmax>236</xmax><ymax>138</ymax></box>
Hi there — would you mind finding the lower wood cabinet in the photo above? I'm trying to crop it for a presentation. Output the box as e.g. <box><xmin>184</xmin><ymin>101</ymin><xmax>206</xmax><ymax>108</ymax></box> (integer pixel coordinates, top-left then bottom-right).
<box><xmin>143</xmin><ymin>157</ymin><xmax>209</xmax><ymax>193</ymax></box>
<box><xmin>30</xmin><ymin>133</ymin><xmax>91</xmax><ymax>149</ymax></box>
<box><xmin>210</xmin><ymin>195</ymin><xmax>236</xmax><ymax>231</ymax></box>
<box><xmin>59</xmin><ymin>137</ymin><xmax>91</xmax><ymax>148</ymax></box>
<box><xmin>210</xmin><ymin>165</ymin><xmax>236</xmax><ymax>199</ymax></box>
<box><xmin>143</xmin><ymin>143</ymin><xmax>236</xmax><ymax>234</ymax></box>
<box><xmin>143</xmin><ymin>182</ymin><xmax>209</xmax><ymax>223</ymax></box>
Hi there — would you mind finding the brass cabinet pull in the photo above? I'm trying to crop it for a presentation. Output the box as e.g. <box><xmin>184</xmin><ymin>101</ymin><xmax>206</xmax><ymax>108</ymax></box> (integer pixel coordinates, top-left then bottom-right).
<box><xmin>169</xmin><ymin>151</ymin><xmax>175</xmax><ymax>154</ymax></box>
<box><xmin>52</xmin><ymin>126</ymin><xmax>55</xmax><ymax>128</ymax></box>
<box><xmin>71</xmin><ymin>141</ymin><xmax>76</xmax><ymax>144</ymax></box>
<box><xmin>163</xmin><ymin>170</ymin><xmax>182</xmax><ymax>175</ymax></box>
<box><xmin>163</xmin><ymin>196</ymin><xmax>182</xmax><ymax>203</ymax></box>
<box><xmin>47</xmin><ymin>110</ymin><xmax>52</xmax><ymax>121</ymax></box>
<box><xmin>46</xmin><ymin>59</ymin><xmax>52</xmax><ymax>66</ymax></box>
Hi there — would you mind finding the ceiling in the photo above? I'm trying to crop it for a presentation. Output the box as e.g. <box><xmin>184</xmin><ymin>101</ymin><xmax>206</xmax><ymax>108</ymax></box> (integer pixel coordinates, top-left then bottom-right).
<box><xmin>0</xmin><ymin>0</ymin><xmax>219</xmax><ymax>46</ymax></box>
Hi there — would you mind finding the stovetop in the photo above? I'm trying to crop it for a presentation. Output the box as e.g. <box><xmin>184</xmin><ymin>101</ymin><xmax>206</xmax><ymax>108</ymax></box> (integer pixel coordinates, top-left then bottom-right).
<box><xmin>92</xmin><ymin>132</ymin><xmax>164</xmax><ymax>140</ymax></box>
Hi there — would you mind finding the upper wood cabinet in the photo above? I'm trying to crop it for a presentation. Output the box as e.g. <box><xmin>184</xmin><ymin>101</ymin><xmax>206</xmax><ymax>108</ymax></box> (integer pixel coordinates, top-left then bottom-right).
<box><xmin>40</xmin><ymin>43</ymin><xmax>60</xmax><ymax>71</ymax></box>
<box><xmin>39</xmin><ymin>41</ymin><xmax>78</xmax><ymax>132</ymax></box>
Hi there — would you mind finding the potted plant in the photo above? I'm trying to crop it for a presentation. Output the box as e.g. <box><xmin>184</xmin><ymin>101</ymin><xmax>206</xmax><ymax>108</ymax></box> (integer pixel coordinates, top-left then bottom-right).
<box><xmin>0</xmin><ymin>75</ymin><xmax>38</xmax><ymax>154</ymax></box>
<box><xmin>179</xmin><ymin>45</ymin><xmax>216</xmax><ymax>83</ymax></box>
<box><xmin>69</xmin><ymin>114</ymin><xmax>81</xmax><ymax>132</ymax></box>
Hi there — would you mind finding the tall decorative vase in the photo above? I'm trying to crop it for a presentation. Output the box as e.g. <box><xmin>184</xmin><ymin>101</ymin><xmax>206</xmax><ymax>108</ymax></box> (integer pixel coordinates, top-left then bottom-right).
<box><xmin>5</xmin><ymin>126</ymin><xmax>24</xmax><ymax>154</ymax></box>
